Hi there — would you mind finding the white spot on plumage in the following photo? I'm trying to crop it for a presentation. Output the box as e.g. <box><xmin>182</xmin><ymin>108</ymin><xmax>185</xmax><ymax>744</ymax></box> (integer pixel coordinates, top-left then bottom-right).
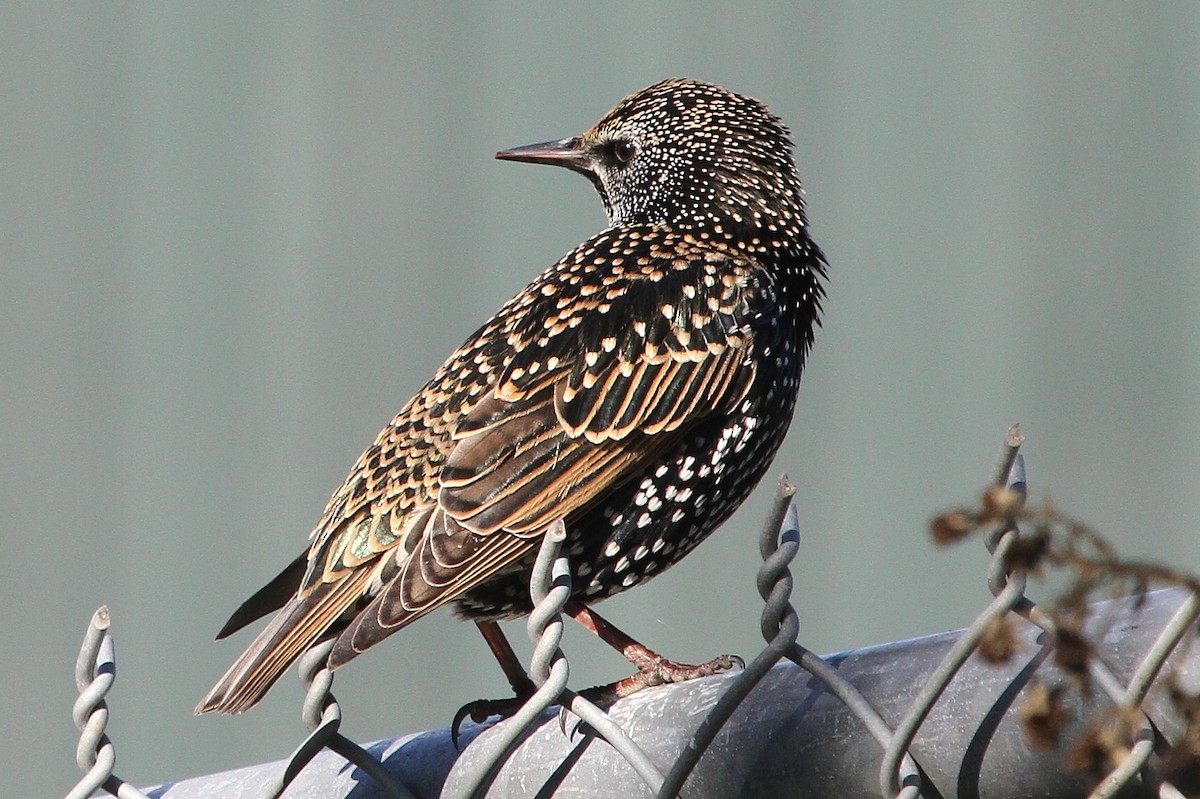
<box><xmin>679</xmin><ymin>456</ymin><xmax>696</xmax><ymax>481</ymax></box>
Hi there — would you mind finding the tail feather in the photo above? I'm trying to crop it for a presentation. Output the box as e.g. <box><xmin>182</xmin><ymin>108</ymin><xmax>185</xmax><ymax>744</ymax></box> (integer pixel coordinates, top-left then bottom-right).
<box><xmin>196</xmin><ymin>568</ymin><xmax>373</xmax><ymax>714</ymax></box>
<box><xmin>216</xmin><ymin>554</ymin><xmax>306</xmax><ymax>640</ymax></box>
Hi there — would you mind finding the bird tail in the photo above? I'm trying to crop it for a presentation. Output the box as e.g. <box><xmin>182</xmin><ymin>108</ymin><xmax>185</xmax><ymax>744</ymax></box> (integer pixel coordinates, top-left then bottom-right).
<box><xmin>196</xmin><ymin>569</ymin><xmax>373</xmax><ymax>714</ymax></box>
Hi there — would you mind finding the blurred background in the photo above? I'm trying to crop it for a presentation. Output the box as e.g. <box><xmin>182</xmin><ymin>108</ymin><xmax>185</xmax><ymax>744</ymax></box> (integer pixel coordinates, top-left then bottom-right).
<box><xmin>3</xmin><ymin>4</ymin><xmax>1198</xmax><ymax>796</ymax></box>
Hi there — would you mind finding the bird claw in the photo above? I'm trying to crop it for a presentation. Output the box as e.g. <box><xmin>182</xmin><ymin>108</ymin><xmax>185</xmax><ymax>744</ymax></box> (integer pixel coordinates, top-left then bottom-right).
<box><xmin>450</xmin><ymin>695</ymin><xmax>527</xmax><ymax>750</ymax></box>
<box><xmin>557</xmin><ymin>705</ymin><xmax>588</xmax><ymax>739</ymax></box>
<box><xmin>453</xmin><ymin>693</ymin><xmax>582</xmax><ymax>746</ymax></box>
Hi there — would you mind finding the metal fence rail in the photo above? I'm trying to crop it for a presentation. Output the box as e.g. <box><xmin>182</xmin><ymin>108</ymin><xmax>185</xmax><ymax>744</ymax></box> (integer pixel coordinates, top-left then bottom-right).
<box><xmin>66</xmin><ymin>428</ymin><xmax>1200</xmax><ymax>798</ymax></box>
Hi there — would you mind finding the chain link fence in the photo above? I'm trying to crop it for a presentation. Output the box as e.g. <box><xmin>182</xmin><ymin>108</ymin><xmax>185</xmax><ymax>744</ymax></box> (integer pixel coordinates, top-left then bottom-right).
<box><xmin>66</xmin><ymin>427</ymin><xmax>1200</xmax><ymax>798</ymax></box>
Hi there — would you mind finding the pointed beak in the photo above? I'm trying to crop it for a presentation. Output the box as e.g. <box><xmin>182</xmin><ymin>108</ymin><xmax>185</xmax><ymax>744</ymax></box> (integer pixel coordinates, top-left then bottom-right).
<box><xmin>495</xmin><ymin>137</ymin><xmax>593</xmax><ymax>174</ymax></box>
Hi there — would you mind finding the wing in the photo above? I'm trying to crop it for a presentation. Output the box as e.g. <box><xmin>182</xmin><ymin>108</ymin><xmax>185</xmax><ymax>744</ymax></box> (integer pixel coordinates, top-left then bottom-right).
<box><xmin>330</xmin><ymin>236</ymin><xmax>765</xmax><ymax>661</ymax></box>
<box><xmin>198</xmin><ymin>228</ymin><xmax>764</xmax><ymax>713</ymax></box>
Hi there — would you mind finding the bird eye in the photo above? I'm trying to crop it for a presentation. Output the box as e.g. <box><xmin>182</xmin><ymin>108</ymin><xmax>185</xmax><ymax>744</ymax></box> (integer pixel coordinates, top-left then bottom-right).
<box><xmin>611</xmin><ymin>139</ymin><xmax>637</xmax><ymax>165</ymax></box>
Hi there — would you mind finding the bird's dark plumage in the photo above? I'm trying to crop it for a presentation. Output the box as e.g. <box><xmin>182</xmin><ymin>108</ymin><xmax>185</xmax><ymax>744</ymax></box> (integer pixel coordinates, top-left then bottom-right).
<box><xmin>198</xmin><ymin>78</ymin><xmax>826</xmax><ymax>714</ymax></box>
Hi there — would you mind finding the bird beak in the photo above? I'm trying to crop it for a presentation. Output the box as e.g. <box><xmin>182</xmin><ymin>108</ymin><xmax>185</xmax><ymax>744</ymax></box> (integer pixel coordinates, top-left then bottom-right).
<box><xmin>495</xmin><ymin>137</ymin><xmax>593</xmax><ymax>175</ymax></box>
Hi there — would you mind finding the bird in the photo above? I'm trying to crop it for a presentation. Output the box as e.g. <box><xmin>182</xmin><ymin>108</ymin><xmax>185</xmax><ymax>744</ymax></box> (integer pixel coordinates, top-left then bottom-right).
<box><xmin>197</xmin><ymin>78</ymin><xmax>827</xmax><ymax>715</ymax></box>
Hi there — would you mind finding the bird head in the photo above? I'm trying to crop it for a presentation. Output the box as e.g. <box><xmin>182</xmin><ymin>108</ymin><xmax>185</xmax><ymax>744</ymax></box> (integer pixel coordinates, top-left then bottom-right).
<box><xmin>497</xmin><ymin>79</ymin><xmax>806</xmax><ymax>235</ymax></box>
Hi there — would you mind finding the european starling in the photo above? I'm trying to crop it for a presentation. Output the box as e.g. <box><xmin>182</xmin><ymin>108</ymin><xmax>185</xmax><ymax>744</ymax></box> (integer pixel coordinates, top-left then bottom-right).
<box><xmin>198</xmin><ymin>78</ymin><xmax>826</xmax><ymax>715</ymax></box>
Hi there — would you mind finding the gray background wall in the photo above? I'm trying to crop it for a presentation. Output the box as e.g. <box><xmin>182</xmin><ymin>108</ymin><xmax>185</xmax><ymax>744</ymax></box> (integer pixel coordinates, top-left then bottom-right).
<box><xmin>3</xmin><ymin>4</ymin><xmax>1198</xmax><ymax>796</ymax></box>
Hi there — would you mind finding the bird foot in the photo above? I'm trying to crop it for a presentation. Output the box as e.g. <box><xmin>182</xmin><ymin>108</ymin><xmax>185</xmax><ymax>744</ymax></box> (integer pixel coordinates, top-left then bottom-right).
<box><xmin>450</xmin><ymin>654</ymin><xmax>743</xmax><ymax>747</ymax></box>
<box><xmin>451</xmin><ymin>693</ymin><xmax>532</xmax><ymax>749</ymax></box>
<box><xmin>583</xmin><ymin>653</ymin><xmax>745</xmax><ymax>705</ymax></box>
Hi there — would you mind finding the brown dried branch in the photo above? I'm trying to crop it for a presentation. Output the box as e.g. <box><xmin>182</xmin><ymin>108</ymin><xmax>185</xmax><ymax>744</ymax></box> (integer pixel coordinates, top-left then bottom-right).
<box><xmin>932</xmin><ymin>487</ymin><xmax>1200</xmax><ymax>787</ymax></box>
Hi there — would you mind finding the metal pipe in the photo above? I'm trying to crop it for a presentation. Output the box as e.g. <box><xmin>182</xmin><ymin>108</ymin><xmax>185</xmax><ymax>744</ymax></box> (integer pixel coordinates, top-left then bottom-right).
<box><xmin>146</xmin><ymin>587</ymin><xmax>1196</xmax><ymax>799</ymax></box>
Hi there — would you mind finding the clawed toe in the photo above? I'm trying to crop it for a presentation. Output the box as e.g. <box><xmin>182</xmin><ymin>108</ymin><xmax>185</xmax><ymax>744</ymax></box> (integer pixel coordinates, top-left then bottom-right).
<box><xmin>451</xmin><ymin>695</ymin><xmax>529</xmax><ymax>749</ymax></box>
<box><xmin>662</xmin><ymin>653</ymin><xmax>743</xmax><ymax>681</ymax></box>
<box><xmin>622</xmin><ymin>652</ymin><xmax>743</xmax><ymax>695</ymax></box>
<box><xmin>580</xmin><ymin>652</ymin><xmax>744</xmax><ymax>705</ymax></box>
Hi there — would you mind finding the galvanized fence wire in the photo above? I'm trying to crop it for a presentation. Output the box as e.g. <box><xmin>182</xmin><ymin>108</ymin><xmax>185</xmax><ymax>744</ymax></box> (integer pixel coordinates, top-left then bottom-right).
<box><xmin>758</xmin><ymin>487</ymin><xmax>924</xmax><ymax>799</ymax></box>
<box><xmin>876</xmin><ymin>445</ymin><xmax>1032</xmax><ymax>798</ymax></box>
<box><xmin>64</xmin><ymin>426</ymin><xmax>1200</xmax><ymax>798</ymax></box>
<box><xmin>66</xmin><ymin>606</ymin><xmax>150</xmax><ymax>799</ymax></box>
<box><xmin>451</xmin><ymin>474</ymin><xmax>929</xmax><ymax>799</ymax></box>
<box><xmin>962</xmin><ymin>428</ymin><xmax>1200</xmax><ymax>799</ymax></box>
<box><xmin>446</xmin><ymin>519</ymin><xmax>670</xmax><ymax>799</ymax></box>
<box><xmin>657</xmin><ymin>478</ymin><xmax>927</xmax><ymax>799</ymax></box>
<box><xmin>263</xmin><ymin>637</ymin><xmax>416</xmax><ymax>799</ymax></box>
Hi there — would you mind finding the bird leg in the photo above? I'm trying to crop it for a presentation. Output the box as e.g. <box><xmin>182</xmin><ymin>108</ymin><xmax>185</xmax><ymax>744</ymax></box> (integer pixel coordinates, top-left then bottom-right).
<box><xmin>564</xmin><ymin>600</ymin><xmax>743</xmax><ymax>701</ymax></box>
<box><xmin>452</xmin><ymin>604</ymin><xmax>742</xmax><ymax>744</ymax></box>
<box><xmin>476</xmin><ymin>620</ymin><xmax>537</xmax><ymax>698</ymax></box>
<box><xmin>450</xmin><ymin>621</ymin><xmax>537</xmax><ymax>747</ymax></box>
